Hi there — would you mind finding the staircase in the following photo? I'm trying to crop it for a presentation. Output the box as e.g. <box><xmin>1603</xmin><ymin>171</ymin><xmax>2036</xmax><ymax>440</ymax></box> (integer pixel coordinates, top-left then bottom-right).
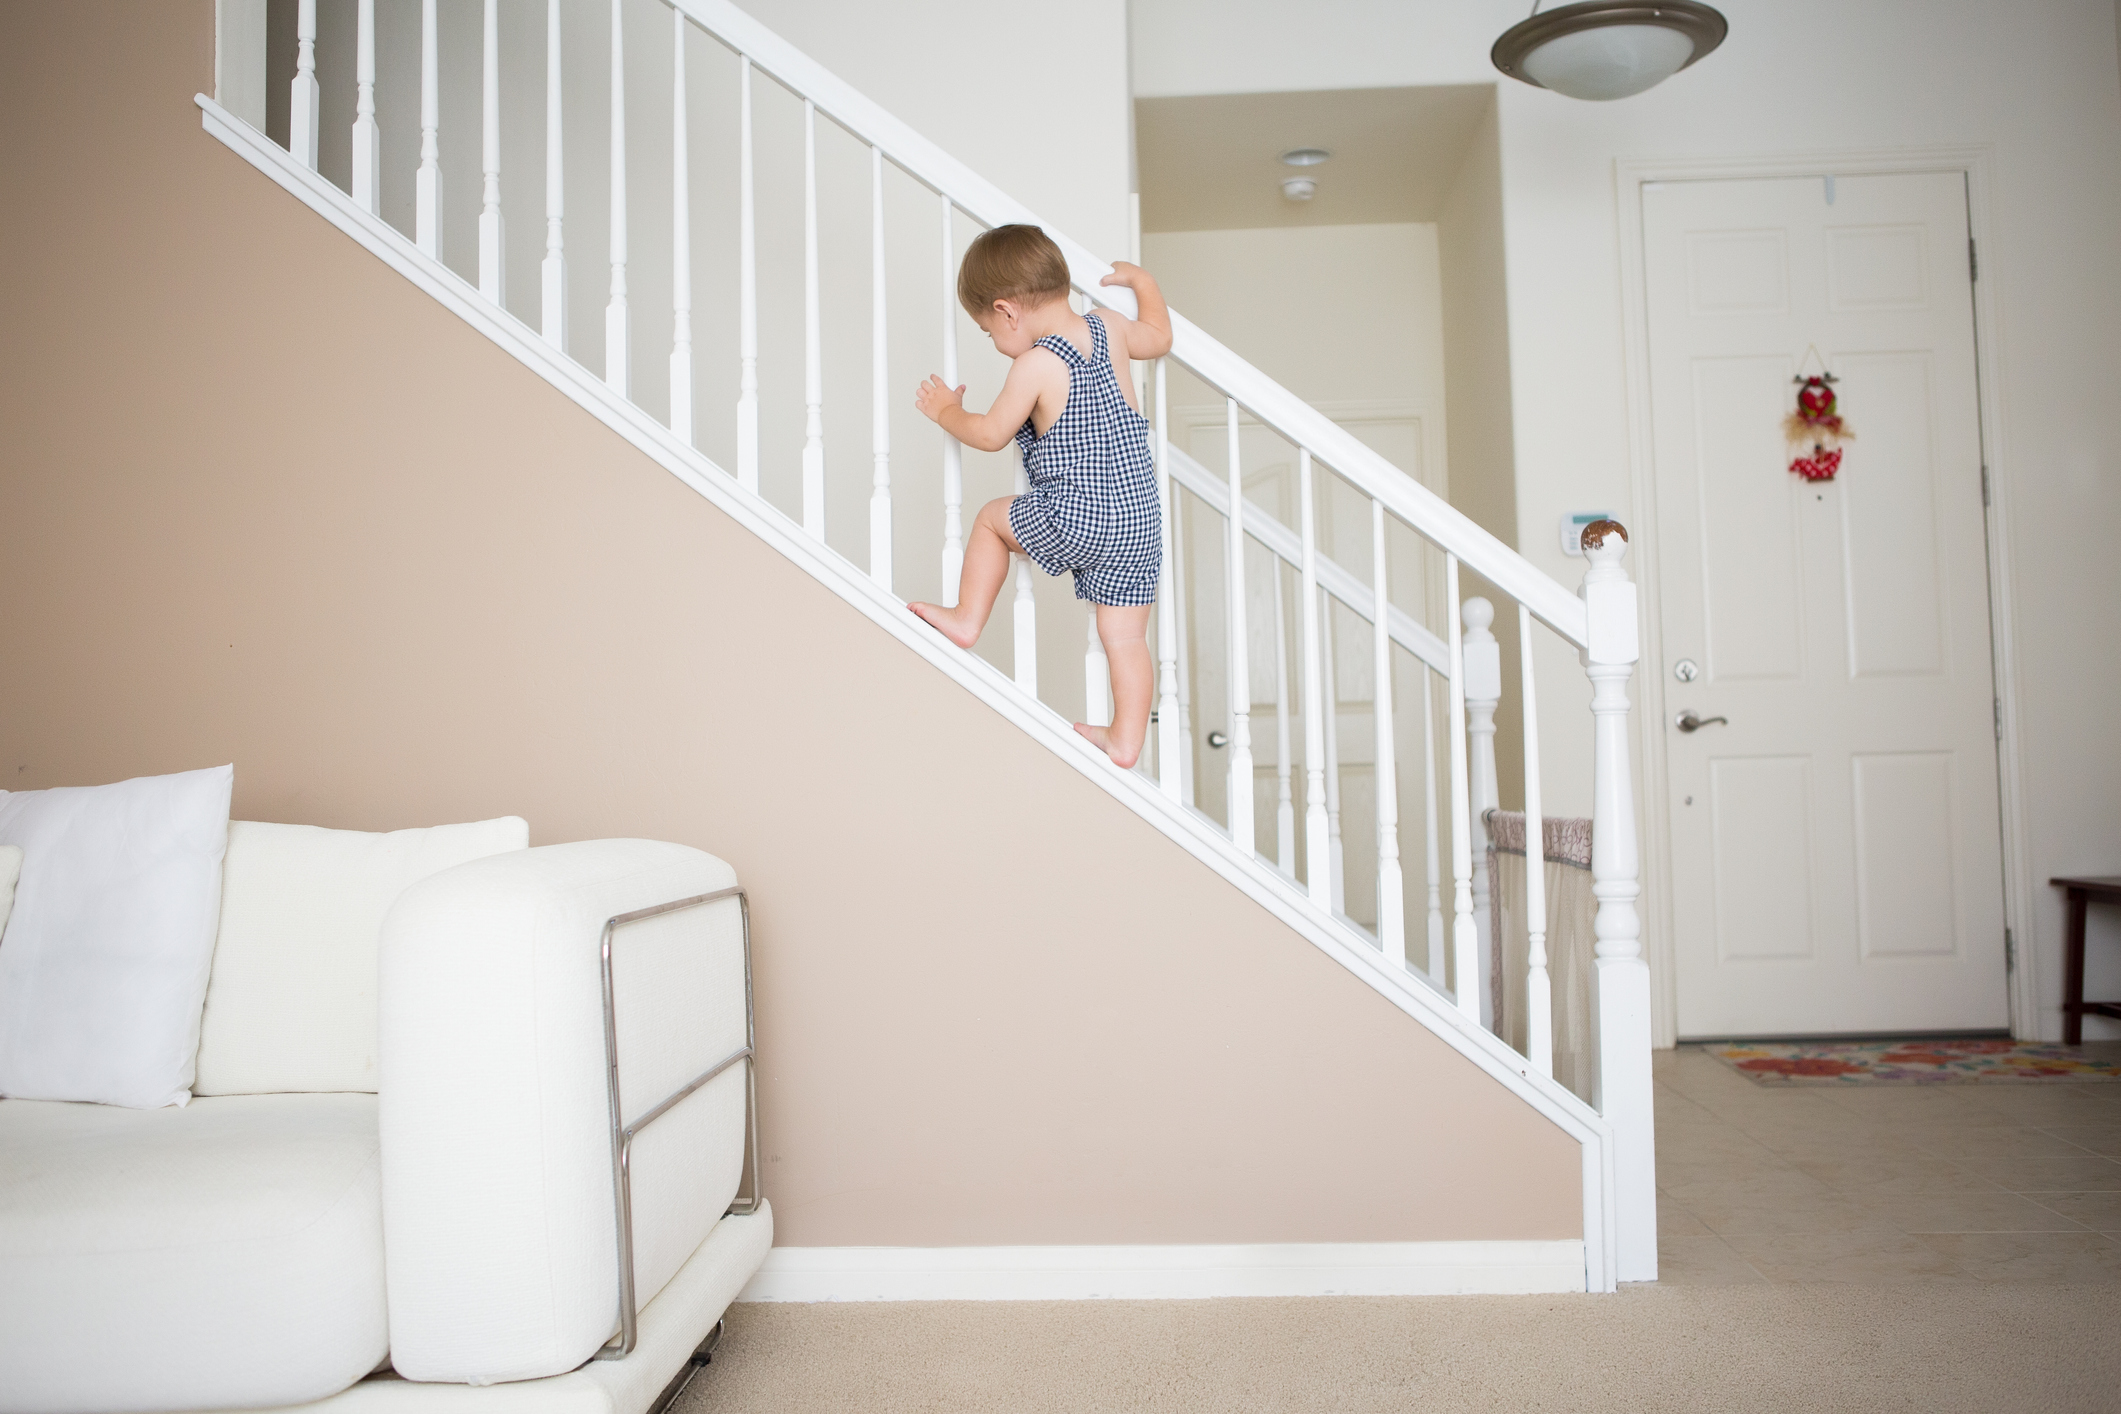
<box><xmin>203</xmin><ymin>0</ymin><xmax>1655</xmax><ymax>1289</ymax></box>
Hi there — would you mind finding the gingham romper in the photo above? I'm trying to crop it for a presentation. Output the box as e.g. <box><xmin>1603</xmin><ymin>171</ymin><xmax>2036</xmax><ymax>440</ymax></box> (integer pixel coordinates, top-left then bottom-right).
<box><xmin>1005</xmin><ymin>313</ymin><xmax>1163</xmax><ymax>607</ymax></box>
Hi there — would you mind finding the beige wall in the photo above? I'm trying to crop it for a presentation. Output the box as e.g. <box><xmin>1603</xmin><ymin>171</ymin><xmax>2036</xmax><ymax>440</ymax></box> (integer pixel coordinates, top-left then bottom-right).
<box><xmin>1137</xmin><ymin>0</ymin><xmax>2121</xmax><ymax>1041</ymax></box>
<box><xmin>0</xmin><ymin>2</ymin><xmax>1580</xmax><ymax>1247</ymax></box>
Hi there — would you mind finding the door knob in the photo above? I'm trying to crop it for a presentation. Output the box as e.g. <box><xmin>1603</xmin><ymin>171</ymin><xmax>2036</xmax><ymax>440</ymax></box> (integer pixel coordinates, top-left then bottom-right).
<box><xmin>1675</xmin><ymin>710</ymin><xmax>1728</xmax><ymax>733</ymax></box>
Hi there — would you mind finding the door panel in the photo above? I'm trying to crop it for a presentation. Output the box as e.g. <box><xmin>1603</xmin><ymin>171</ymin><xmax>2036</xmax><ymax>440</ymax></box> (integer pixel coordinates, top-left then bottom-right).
<box><xmin>1709</xmin><ymin>756</ymin><xmax>1815</xmax><ymax>962</ymax></box>
<box><xmin>1693</xmin><ymin>356</ymin><xmax>1808</xmax><ymax>681</ymax></box>
<box><xmin>1645</xmin><ymin>171</ymin><xmax>2006</xmax><ymax>1037</ymax></box>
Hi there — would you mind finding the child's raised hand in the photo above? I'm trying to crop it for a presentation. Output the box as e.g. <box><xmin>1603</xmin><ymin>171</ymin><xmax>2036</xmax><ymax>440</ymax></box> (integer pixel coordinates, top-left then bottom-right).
<box><xmin>914</xmin><ymin>375</ymin><xmax>965</xmax><ymax>423</ymax></box>
<box><xmin>1100</xmin><ymin>262</ymin><xmax>1143</xmax><ymax>287</ymax></box>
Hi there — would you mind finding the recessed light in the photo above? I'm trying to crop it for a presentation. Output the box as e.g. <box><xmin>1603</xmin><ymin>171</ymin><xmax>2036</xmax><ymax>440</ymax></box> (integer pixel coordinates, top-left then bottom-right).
<box><xmin>1281</xmin><ymin>177</ymin><xmax>1317</xmax><ymax>202</ymax></box>
<box><xmin>1280</xmin><ymin>148</ymin><xmax>1332</xmax><ymax>167</ymax></box>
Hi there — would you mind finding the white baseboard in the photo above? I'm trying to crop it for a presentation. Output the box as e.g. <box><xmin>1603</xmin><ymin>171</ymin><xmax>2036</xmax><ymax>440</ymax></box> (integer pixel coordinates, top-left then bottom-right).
<box><xmin>736</xmin><ymin>1240</ymin><xmax>1587</xmax><ymax>1302</ymax></box>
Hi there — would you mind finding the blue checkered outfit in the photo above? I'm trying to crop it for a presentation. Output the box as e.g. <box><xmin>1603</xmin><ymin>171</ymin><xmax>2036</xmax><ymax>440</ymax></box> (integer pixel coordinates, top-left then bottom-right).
<box><xmin>1006</xmin><ymin>313</ymin><xmax>1163</xmax><ymax>607</ymax></box>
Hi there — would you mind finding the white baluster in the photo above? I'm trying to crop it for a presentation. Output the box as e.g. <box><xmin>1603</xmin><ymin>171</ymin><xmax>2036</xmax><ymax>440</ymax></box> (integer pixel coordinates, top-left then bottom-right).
<box><xmin>1463</xmin><ymin>596</ymin><xmax>1501</xmax><ymax>1028</ymax></box>
<box><xmin>1297</xmin><ymin>449</ymin><xmax>1330</xmax><ymax>909</ymax></box>
<box><xmin>479</xmin><ymin>0</ymin><xmax>504</xmax><ymax>305</ymax></box>
<box><xmin>1223</xmin><ymin>399</ymin><xmax>1255</xmax><ymax>855</ymax></box>
<box><xmin>734</xmin><ymin>58</ymin><xmax>758</xmax><ymax>491</ymax></box>
<box><xmin>1519</xmin><ymin>602</ymin><xmax>1551</xmax><ymax>1078</ymax></box>
<box><xmin>290</xmin><ymin>0</ymin><xmax>318</xmax><ymax>170</ymax></box>
<box><xmin>668</xmin><ymin>7</ymin><xmax>692</xmax><ymax>444</ymax></box>
<box><xmin>1085</xmin><ymin>611</ymin><xmax>1111</xmax><ymax>728</ymax></box>
<box><xmin>1271</xmin><ymin>565</ymin><xmax>1295</xmax><ymax>876</ymax></box>
<box><xmin>868</xmin><ymin>146</ymin><xmax>891</xmax><ymax>590</ymax></box>
<box><xmin>1322</xmin><ymin>599</ymin><xmax>1345</xmax><ymax>911</ymax></box>
<box><xmin>1012</xmin><ymin>455</ymin><xmax>1037</xmax><ymax>695</ymax></box>
<box><xmin>1445</xmin><ymin>554</ymin><xmax>1479</xmax><ymax>1022</ymax></box>
<box><xmin>352</xmin><ymin>0</ymin><xmax>379</xmax><ymax>213</ymax></box>
<box><xmin>1373</xmin><ymin>498</ymin><xmax>1405</xmax><ymax>966</ymax></box>
<box><xmin>939</xmin><ymin>198</ymin><xmax>961</xmax><ymax>602</ymax></box>
<box><xmin>537</xmin><ymin>0</ymin><xmax>561</xmax><ymax>345</ymax></box>
<box><xmin>1155</xmin><ymin>361</ymin><xmax>1182</xmax><ymax>800</ymax></box>
<box><xmin>603</xmin><ymin>0</ymin><xmax>627</xmax><ymax>395</ymax></box>
<box><xmin>1423</xmin><ymin>667</ymin><xmax>1446</xmax><ymax>985</ymax></box>
<box><xmin>418</xmin><ymin>0</ymin><xmax>443</xmax><ymax>260</ymax></box>
<box><xmin>1581</xmin><ymin>521</ymin><xmax>1654</xmax><ymax>1283</ymax></box>
<box><xmin>801</xmin><ymin>100</ymin><xmax>824</xmax><ymax>540</ymax></box>
<box><xmin>1171</xmin><ymin>463</ymin><xmax>1196</xmax><ymax>806</ymax></box>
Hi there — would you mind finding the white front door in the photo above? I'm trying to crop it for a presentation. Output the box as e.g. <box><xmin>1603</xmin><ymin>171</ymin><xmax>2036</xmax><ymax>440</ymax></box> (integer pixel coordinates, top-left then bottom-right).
<box><xmin>1643</xmin><ymin>171</ymin><xmax>2007</xmax><ymax>1038</ymax></box>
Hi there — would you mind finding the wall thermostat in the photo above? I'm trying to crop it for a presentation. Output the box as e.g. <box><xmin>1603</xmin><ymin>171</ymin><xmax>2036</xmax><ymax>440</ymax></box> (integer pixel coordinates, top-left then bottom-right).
<box><xmin>1559</xmin><ymin>512</ymin><xmax>1612</xmax><ymax>557</ymax></box>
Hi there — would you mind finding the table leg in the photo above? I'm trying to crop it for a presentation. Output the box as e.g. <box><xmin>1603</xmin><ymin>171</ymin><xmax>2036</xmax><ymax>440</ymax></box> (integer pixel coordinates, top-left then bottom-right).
<box><xmin>2065</xmin><ymin>887</ymin><xmax>2088</xmax><ymax>1046</ymax></box>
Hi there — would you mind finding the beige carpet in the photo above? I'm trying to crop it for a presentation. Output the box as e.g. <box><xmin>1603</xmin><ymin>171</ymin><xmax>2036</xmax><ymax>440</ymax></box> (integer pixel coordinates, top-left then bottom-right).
<box><xmin>680</xmin><ymin>1286</ymin><xmax>2121</xmax><ymax>1413</ymax></box>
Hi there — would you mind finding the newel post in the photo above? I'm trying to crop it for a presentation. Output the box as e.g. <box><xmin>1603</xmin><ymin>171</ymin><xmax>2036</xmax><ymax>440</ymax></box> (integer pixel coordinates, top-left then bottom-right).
<box><xmin>1462</xmin><ymin>597</ymin><xmax>1501</xmax><ymax>1030</ymax></box>
<box><xmin>1581</xmin><ymin>520</ymin><xmax>1656</xmax><ymax>1283</ymax></box>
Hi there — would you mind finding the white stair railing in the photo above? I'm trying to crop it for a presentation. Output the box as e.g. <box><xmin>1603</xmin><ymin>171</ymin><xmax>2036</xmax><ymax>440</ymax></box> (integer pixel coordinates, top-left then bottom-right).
<box><xmin>211</xmin><ymin>0</ymin><xmax>1653</xmax><ymax>1286</ymax></box>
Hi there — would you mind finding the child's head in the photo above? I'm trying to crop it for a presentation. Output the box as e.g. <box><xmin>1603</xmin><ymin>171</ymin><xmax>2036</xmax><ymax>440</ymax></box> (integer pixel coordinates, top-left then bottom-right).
<box><xmin>958</xmin><ymin>225</ymin><xmax>1070</xmax><ymax>335</ymax></box>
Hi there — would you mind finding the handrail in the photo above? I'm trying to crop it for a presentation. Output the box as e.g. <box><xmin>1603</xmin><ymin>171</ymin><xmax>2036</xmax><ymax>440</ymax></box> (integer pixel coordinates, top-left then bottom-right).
<box><xmin>1163</xmin><ymin>445</ymin><xmax>1449</xmax><ymax>676</ymax></box>
<box><xmin>667</xmin><ymin>0</ymin><xmax>1589</xmax><ymax>648</ymax></box>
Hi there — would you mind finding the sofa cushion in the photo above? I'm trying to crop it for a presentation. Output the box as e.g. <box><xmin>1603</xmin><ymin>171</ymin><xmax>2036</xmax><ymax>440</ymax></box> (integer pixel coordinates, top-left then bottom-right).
<box><xmin>0</xmin><ymin>765</ymin><xmax>234</xmax><ymax>1108</ymax></box>
<box><xmin>0</xmin><ymin>845</ymin><xmax>19</xmax><ymax>941</ymax></box>
<box><xmin>0</xmin><ymin>1092</ymin><xmax>386</xmax><ymax>1414</ymax></box>
<box><xmin>194</xmin><ymin>816</ymin><xmax>529</xmax><ymax>1095</ymax></box>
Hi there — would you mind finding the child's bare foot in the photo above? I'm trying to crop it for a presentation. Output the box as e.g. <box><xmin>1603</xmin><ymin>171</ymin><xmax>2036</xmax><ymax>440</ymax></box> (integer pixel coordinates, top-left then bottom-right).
<box><xmin>909</xmin><ymin>601</ymin><xmax>980</xmax><ymax>649</ymax></box>
<box><xmin>1074</xmin><ymin>722</ymin><xmax>1143</xmax><ymax>769</ymax></box>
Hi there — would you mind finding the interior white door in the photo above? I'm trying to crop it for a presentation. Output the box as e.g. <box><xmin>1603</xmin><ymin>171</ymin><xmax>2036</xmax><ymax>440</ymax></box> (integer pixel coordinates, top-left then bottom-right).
<box><xmin>1643</xmin><ymin>171</ymin><xmax>2007</xmax><ymax>1038</ymax></box>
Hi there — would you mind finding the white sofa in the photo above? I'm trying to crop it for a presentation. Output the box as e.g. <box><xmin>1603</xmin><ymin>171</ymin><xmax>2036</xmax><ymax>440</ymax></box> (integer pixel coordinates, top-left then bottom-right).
<box><xmin>0</xmin><ymin>819</ymin><xmax>771</xmax><ymax>1414</ymax></box>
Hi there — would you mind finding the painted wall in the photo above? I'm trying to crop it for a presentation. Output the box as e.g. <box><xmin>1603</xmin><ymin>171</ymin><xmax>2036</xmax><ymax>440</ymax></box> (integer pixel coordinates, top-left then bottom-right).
<box><xmin>0</xmin><ymin>2</ymin><xmax>1582</xmax><ymax>1247</ymax></box>
<box><xmin>1136</xmin><ymin>0</ymin><xmax>2121</xmax><ymax>1040</ymax></box>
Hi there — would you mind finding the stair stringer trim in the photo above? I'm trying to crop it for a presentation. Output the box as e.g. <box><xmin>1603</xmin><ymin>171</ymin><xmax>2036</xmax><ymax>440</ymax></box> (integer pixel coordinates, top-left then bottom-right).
<box><xmin>195</xmin><ymin>95</ymin><xmax>1619</xmax><ymax>1294</ymax></box>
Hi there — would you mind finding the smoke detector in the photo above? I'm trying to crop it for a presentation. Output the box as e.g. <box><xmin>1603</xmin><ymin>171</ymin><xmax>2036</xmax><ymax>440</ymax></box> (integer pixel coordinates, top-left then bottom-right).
<box><xmin>1281</xmin><ymin>177</ymin><xmax>1317</xmax><ymax>202</ymax></box>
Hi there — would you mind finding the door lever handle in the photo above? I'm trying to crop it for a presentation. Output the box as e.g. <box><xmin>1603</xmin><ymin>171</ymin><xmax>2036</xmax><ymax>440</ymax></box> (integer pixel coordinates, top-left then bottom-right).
<box><xmin>1675</xmin><ymin>710</ymin><xmax>1728</xmax><ymax>733</ymax></box>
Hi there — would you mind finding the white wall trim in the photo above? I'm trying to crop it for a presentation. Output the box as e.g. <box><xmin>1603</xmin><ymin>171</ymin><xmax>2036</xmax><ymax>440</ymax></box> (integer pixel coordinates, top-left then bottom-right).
<box><xmin>1612</xmin><ymin>144</ymin><xmax>2028</xmax><ymax>1046</ymax></box>
<box><xmin>737</xmin><ymin>1240</ymin><xmax>1588</xmax><ymax>1302</ymax></box>
<box><xmin>194</xmin><ymin>95</ymin><xmax>1622</xmax><ymax>1291</ymax></box>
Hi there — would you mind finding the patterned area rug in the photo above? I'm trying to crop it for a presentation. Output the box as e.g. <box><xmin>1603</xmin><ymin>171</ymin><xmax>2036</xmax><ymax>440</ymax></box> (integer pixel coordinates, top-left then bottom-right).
<box><xmin>1703</xmin><ymin>1039</ymin><xmax>2121</xmax><ymax>1085</ymax></box>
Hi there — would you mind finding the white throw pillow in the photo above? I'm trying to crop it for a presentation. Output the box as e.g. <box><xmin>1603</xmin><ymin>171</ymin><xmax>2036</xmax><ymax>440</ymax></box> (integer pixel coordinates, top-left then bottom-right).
<box><xmin>0</xmin><ymin>765</ymin><xmax>235</xmax><ymax>1108</ymax></box>
<box><xmin>195</xmin><ymin>816</ymin><xmax>529</xmax><ymax>1095</ymax></box>
<box><xmin>0</xmin><ymin>846</ymin><xmax>20</xmax><ymax>944</ymax></box>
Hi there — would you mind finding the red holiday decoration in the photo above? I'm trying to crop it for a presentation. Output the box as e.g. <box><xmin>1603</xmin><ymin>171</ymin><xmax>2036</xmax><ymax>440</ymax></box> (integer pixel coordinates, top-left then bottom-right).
<box><xmin>1784</xmin><ymin>373</ymin><xmax>1853</xmax><ymax>482</ymax></box>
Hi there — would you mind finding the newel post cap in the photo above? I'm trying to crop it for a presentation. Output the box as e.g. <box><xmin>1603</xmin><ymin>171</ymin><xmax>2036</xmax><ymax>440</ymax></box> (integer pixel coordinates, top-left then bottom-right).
<box><xmin>1461</xmin><ymin>596</ymin><xmax>1504</xmax><ymax>701</ymax></box>
<box><xmin>1581</xmin><ymin>520</ymin><xmax>1639</xmax><ymax>667</ymax></box>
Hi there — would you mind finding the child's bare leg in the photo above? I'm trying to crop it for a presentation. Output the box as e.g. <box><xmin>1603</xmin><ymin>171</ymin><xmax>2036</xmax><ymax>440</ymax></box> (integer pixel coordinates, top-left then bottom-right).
<box><xmin>1074</xmin><ymin>603</ymin><xmax>1153</xmax><ymax>768</ymax></box>
<box><xmin>909</xmin><ymin>497</ymin><xmax>1024</xmax><ymax>648</ymax></box>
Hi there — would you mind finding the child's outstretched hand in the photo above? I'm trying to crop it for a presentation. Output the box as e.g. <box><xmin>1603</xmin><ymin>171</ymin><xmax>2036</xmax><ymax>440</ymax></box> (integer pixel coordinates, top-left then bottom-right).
<box><xmin>1100</xmin><ymin>261</ymin><xmax>1146</xmax><ymax>288</ymax></box>
<box><xmin>914</xmin><ymin>375</ymin><xmax>966</xmax><ymax>424</ymax></box>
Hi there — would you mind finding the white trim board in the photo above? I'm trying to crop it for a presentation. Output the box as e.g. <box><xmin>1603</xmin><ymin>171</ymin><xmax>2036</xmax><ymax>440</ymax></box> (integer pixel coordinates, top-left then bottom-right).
<box><xmin>192</xmin><ymin>94</ymin><xmax>1621</xmax><ymax>1293</ymax></box>
<box><xmin>1611</xmin><ymin>145</ymin><xmax>2027</xmax><ymax>1047</ymax></box>
<box><xmin>737</xmin><ymin>1241</ymin><xmax>1588</xmax><ymax>1302</ymax></box>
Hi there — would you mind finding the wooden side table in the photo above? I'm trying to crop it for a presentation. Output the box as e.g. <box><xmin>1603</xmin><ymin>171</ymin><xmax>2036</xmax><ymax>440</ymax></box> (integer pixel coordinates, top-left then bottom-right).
<box><xmin>2053</xmin><ymin>876</ymin><xmax>2121</xmax><ymax>1044</ymax></box>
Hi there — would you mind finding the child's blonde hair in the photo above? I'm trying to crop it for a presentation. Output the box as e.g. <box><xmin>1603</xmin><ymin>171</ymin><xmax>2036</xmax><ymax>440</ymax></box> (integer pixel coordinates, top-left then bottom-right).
<box><xmin>957</xmin><ymin>224</ymin><xmax>1070</xmax><ymax>318</ymax></box>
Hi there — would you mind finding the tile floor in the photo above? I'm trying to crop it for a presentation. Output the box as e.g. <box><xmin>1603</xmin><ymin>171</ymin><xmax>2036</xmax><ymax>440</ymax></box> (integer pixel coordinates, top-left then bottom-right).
<box><xmin>1654</xmin><ymin>1042</ymin><xmax>2121</xmax><ymax>1284</ymax></box>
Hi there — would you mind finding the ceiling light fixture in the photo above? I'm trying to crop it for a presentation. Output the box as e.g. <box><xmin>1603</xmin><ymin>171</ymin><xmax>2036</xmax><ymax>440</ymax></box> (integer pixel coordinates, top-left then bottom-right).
<box><xmin>1280</xmin><ymin>148</ymin><xmax>1332</xmax><ymax>167</ymax></box>
<box><xmin>1491</xmin><ymin>1</ymin><xmax>1727</xmax><ymax>101</ymax></box>
<box><xmin>1281</xmin><ymin>177</ymin><xmax>1317</xmax><ymax>202</ymax></box>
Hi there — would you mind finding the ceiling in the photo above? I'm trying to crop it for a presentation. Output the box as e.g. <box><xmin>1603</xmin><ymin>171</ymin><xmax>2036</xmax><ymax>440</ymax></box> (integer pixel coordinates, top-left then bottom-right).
<box><xmin>1135</xmin><ymin>85</ymin><xmax>1494</xmax><ymax>234</ymax></box>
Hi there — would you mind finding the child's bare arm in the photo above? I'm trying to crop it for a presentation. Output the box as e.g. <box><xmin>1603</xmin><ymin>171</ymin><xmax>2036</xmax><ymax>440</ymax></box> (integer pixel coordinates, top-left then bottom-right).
<box><xmin>914</xmin><ymin>350</ymin><xmax>1059</xmax><ymax>452</ymax></box>
<box><xmin>1098</xmin><ymin>262</ymin><xmax>1173</xmax><ymax>360</ymax></box>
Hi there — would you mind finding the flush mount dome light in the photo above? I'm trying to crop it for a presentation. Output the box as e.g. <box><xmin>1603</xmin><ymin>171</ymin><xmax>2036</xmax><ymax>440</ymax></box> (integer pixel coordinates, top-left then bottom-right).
<box><xmin>1280</xmin><ymin>148</ymin><xmax>1332</xmax><ymax>167</ymax></box>
<box><xmin>1492</xmin><ymin>1</ymin><xmax>1727</xmax><ymax>101</ymax></box>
